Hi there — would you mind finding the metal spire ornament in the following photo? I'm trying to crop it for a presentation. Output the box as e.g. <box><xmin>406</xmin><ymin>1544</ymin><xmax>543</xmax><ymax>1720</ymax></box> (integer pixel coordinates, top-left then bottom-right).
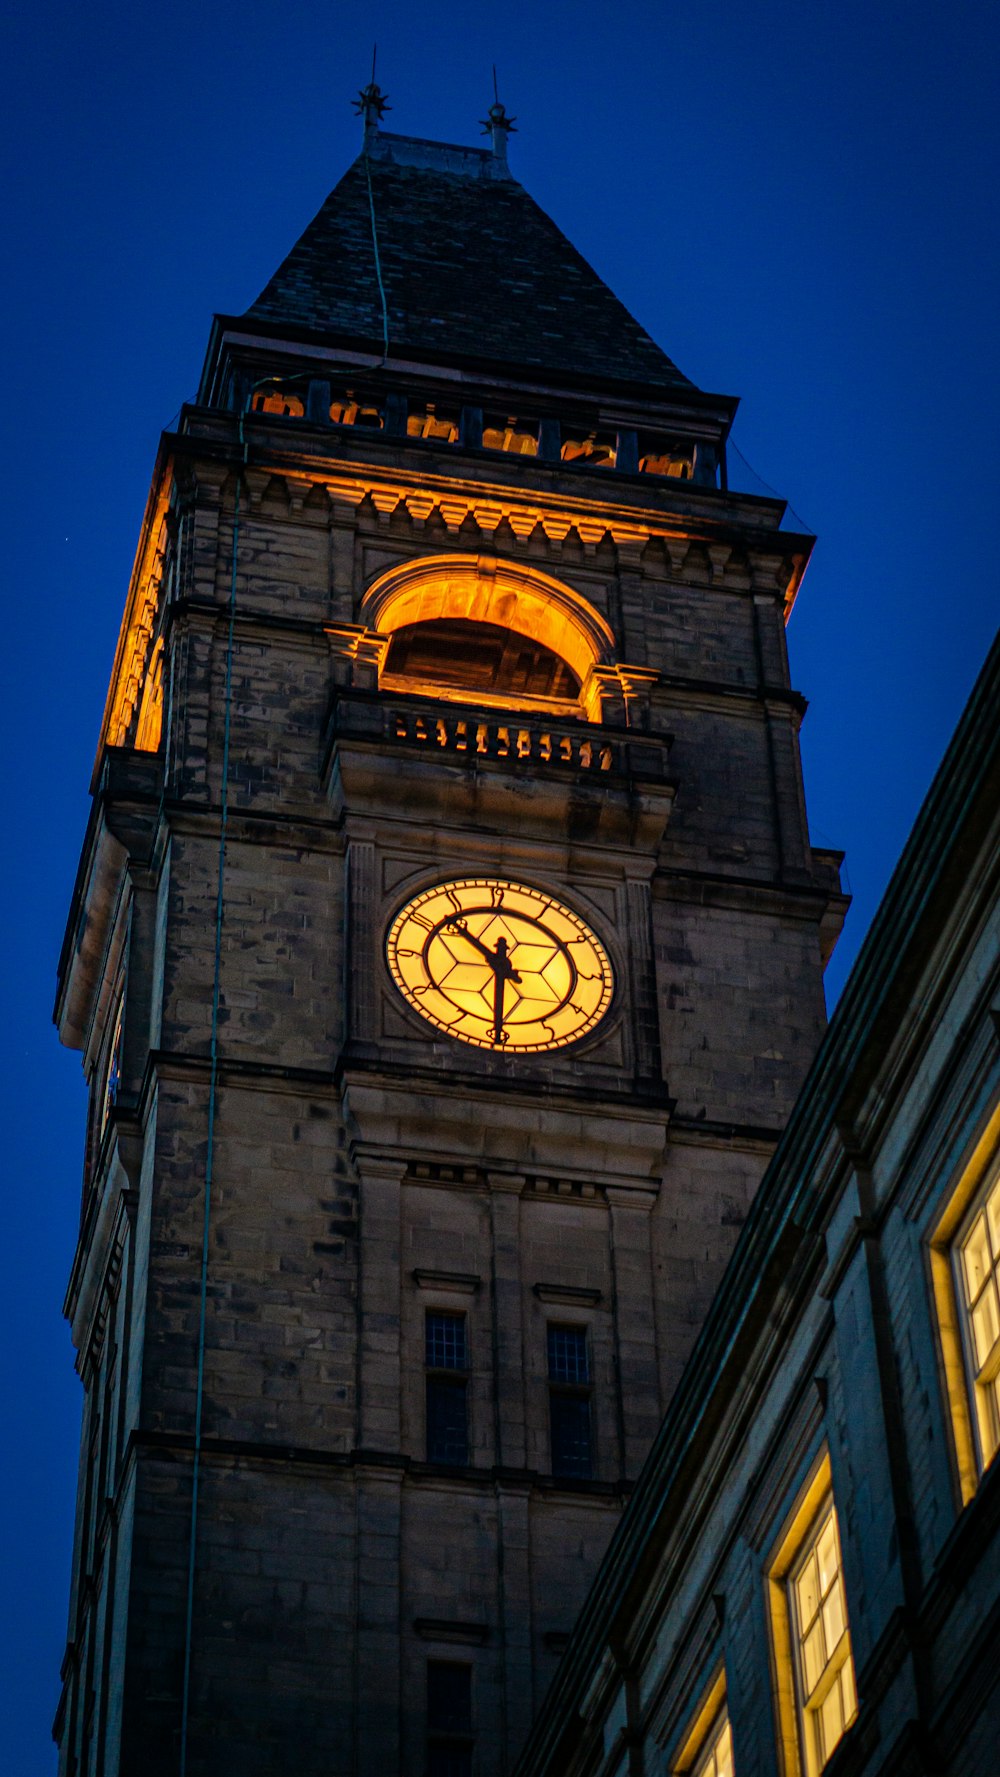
<box><xmin>354</xmin><ymin>45</ymin><xmax>390</xmax><ymax>144</ymax></box>
<box><xmin>481</xmin><ymin>66</ymin><xmax>516</xmax><ymax>163</ymax></box>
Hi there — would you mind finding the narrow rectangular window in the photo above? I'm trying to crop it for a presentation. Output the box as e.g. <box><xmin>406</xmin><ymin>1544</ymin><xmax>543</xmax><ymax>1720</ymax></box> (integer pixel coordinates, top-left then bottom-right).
<box><xmin>691</xmin><ymin>1708</ymin><xmax>734</xmax><ymax>1777</ymax></box>
<box><xmin>427</xmin><ymin>1660</ymin><xmax>473</xmax><ymax>1777</ymax></box>
<box><xmin>425</xmin><ymin>1311</ymin><xmax>469</xmax><ymax>1466</ymax></box>
<box><xmin>673</xmin><ymin>1672</ymin><xmax>732</xmax><ymax>1777</ymax></box>
<box><xmin>954</xmin><ymin>1164</ymin><xmax>1000</xmax><ymax>1469</ymax></box>
<box><xmin>788</xmin><ymin>1497</ymin><xmax>857</xmax><ymax>1775</ymax></box>
<box><xmin>547</xmin><ymin>1324</ymin><xmax>593</xmax><ymax>1479</ymax></box>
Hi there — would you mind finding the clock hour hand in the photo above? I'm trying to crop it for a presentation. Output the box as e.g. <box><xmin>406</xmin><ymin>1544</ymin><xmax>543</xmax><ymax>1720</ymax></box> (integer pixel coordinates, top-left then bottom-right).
<box><xmin>489</xmin><ymin>935</ymin><xmax>521</xmax><ymax>1045</ymax></box>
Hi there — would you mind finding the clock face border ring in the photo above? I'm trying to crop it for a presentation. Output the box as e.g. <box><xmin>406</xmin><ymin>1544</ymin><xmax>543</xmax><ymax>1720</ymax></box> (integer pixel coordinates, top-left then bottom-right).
<box><xmin>384</xmin><ymin>876</ymin><xmax>617</xmax><ymax>1055</ymax></box>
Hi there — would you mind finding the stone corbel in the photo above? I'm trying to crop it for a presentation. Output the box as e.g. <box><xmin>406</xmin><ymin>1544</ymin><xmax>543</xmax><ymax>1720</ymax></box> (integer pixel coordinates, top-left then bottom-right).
<box><xmin>747</xmin><ymin>550</ymin><xmax>785</xmax><ymax>595</ymax></box>
<box><xmin>326</xmin><ymin>624</ymin><xmax>390</xmax><ymax>690</ymax></box>
<box><xmin>707</xmin><ymin>544</ymin><xmax>732</xmax><ymax>585</ymax></box>
<box><xmin>185</xmin><ymin>460</ymin><xmax>230</xmax><ymax>507</ymax></box>
<box><xmin>242</xmin><ymin>468</ymin><xmax>273</xmax><ymax>509</ymax></box>
<box><xmin>581</xmin><ymin>665</ymin><xmax>627</xmax><ymax>724</ymax></box>
<box><xmin>616</xmin><ymin>666</ymin><xmax>659</xmax><ymax>730</ymax></box>
<box><xmin>581</xmin><ymin>663</ymin><xmax>658</xmax><ymax>727</ymax></box>
<box><xmin>665</xmin><ymin>536</ymin><xmax>690</xmax><ymax>578</ymax></box>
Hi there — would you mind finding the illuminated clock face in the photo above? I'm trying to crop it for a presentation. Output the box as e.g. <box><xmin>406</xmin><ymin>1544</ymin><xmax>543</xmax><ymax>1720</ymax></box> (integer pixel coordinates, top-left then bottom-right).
<box><xmin>386</xmin><ymin>878</ymin><xmax>614</xmax><ymax>1052</ymax></box>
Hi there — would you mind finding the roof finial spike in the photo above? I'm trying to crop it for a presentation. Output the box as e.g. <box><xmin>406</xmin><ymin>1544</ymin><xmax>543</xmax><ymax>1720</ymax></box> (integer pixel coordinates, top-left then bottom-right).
<box><xmin>481</xmin><ymin>70</ymin><xmax>516</xmax><ymax>165</ymax></box>
<box><xmin>353</xmin><ymin>46</ymin><xmax>390</xmax><ymax>146</ymax></box>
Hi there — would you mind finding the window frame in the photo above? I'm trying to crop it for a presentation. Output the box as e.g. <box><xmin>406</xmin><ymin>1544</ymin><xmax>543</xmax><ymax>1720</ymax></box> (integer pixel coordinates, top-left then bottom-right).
<box><xmin>927</xmin><ymin>1100</ymin><xmax>1000</xmax><ymax>1502</ymax></box>
<box><xmin>765</xmin><ymin>1452</ymin><xmax>857</xmax><ymax>1777</ymax></box>
<box><xmin>426</xmin><ymin>1658</ymin><xmax>474</xmax><ymax>1777</ymax></box>
<box><xmin>670</xmin><ymin>1665</ymin><xmax>732</xmax><ymax>1777</ymax></box>
<box><xmin>546</xmin><ymin>1322</ymin><xmax>594</xmax><ymax>1480</ymax></box>
<box><xmin>786</xmin><ymin>1497</ymin><xmax>856</xmax><ymax>1776</ymax></box>
<box><xmin>953</xmin><ymin>1161</ymin><xmax>1000</xmax><ymax>1470</ymax></box>
<box><xmin>424</xmin><ymin>1309</ymin><xmax>470</xmax><ymax>1468</ymax></box>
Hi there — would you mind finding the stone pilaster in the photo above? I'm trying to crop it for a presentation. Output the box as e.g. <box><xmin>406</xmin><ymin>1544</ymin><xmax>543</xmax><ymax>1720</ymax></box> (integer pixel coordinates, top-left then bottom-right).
<box><xmin>345</xmin><ymin>837</ymin><xmax>376</xmax><ymax>1044</ymax></box>
<box><xmin>607</xmin><ymin>1185</ymin><xmax>662</xmax><ymax>1475</ymax></box>
<box><xmin>355</xmin><ymin>1154</ymin><xmax>405</xmax><ymax>1452</ymax></box>
<box><xmin>496</xmin><ymin>1483</ymin><xmax>534</xmax><ymax>1766</ymax></box>
<box><xmin>354</xmin><ymin>1465</ymin><xmax>403</xmax><ymax>1771</ymax></box>
<box><xmin>488</xmin><ymin>1176</ymin><xmax>527</xmax><ymax>1470</ymax></box>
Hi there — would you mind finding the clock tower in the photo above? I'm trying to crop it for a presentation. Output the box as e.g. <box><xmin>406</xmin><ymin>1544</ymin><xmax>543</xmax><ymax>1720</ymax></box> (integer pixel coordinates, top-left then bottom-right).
<box><xmin>54</xmin><ymin>94</ymin><xmax>846</xmax><ymax>1777</ymax></box>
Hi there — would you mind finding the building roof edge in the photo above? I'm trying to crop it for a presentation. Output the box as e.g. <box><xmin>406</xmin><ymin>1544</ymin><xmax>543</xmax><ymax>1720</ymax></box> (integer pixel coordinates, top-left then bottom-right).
<box><xmin>514</xmin><ymin>623</ymin><xmax>1000</xmax><ymax>1774</ymax></box>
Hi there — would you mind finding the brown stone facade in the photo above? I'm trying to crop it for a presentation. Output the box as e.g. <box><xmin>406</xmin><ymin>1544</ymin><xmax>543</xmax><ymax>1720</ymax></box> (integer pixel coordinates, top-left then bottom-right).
<box><xmin>53</xmin><ymin>147</ymin><xmax>847</xmax><ymax>1777</ymax></box>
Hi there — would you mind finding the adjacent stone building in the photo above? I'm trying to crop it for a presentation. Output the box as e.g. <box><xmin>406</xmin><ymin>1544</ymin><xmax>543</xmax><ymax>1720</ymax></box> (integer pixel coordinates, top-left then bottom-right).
<box><xmin>513</xmin><ymin>637</ymin><xmax>1000</xmax><ymax>1777</ymax></box>
<box><xmin>53</xmin><ymin>99</ymin><xmax>847</xmax><ymax>1775</ymax></box>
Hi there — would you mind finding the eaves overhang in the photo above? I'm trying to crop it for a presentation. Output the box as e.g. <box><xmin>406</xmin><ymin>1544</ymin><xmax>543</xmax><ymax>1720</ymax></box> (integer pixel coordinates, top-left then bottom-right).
<box><xmin>197</xmin><ymin>314</ymin><xmax>740</xmax><ymax>430</ymax></box>
<box><xmin>92</xmin><ymin>437</ymin><xmax>174</xmax><ymax>788</ymax></box>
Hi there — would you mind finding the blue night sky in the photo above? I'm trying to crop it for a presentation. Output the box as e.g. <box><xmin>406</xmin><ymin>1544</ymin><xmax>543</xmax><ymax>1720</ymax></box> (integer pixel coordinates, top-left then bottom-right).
<box><xmin>2</xmin><ymin>1</ymin><xmax>997</xmax><ymax>1766</ymax></box>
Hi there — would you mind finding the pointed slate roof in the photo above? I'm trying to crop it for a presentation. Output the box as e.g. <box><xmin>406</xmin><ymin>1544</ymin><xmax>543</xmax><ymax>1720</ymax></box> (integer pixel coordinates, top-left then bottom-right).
<box><xmin>245</xmin><ymin>134</ymin><xmax>693</xmax><ymax>392</ymax></box>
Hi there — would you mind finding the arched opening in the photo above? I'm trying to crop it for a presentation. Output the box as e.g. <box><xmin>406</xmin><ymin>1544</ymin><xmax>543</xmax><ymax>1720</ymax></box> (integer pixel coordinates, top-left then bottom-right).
<box><xmin>384</xmin><ymin>620</ymin><xmax>581</xmax><ymax>701</ymax></box>
<box><xmin>361</xmin><ymin>556</ymin><xmax>615</xmax><ymax>717</ymax></box>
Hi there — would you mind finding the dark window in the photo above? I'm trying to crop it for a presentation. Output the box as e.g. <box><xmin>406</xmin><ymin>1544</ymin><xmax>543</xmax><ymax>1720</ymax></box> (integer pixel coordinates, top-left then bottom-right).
<box><xmin>427</xmin><ymin>1660</ymin><xmax>473</xmax><ymax>1777</ymax></box>
<box><xmin>547</xmin><ymin>1324</ymin><xmax>593</xmax><ymax>1479</ymax></box>
<box><xmin>426</xmin><ymin>1312</ymin><xmax>468</xmax><ymax>1371</ymax></box>
<box><xmin>426</xmin><ymin>1312</ymin><xmax>469</xmax><ymax>1466</ymax></box>
<box><xmin>384</xmin><ymin>619</ymin><xmax>580</xmax><ymax>701</ymax></box>
<box><xmin>547</xmin><ymin>1324</ymin><xmax>590</xmax><ymax>1386</ymax></box>
<box><xmin>426</xmin><ymin>1376</ymin><xmax>469</xmax><ymax>1466</ymax></box>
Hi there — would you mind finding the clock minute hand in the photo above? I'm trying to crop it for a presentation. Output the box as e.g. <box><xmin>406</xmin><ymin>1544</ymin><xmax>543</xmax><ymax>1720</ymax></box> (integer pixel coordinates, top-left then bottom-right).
<box><xmin>445</xmin><ymin>916</ymin><xmax>500</xmax><ymax>968</ymax></box>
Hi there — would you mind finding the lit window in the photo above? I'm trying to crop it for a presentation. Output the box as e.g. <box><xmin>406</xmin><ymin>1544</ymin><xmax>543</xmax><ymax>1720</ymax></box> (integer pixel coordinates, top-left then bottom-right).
<box><xmin>560</xmin><ymin>431</ymin><xmax>616</xmax><ymax>467</ymax></box>
<box><xmin>672</xmin><ymin>1669</ymin><xmax>731</xmax><ymax>1777</ymax></box>
<box><xmin>329</xmin><ymin>392</ymin><xmax>383</xmax><ymax>427</ymax></box>
<box><xmin>788</xmin><ymin>1498</ymin><xmax>857</xmax><ymax>1774</ymax></box>
<box><xmin>426</xmin><ymin>1660</ymin><xmax>473</xmax><ymax>1777</ymax></box>
<box><xmin>482</xmin><ymin>414</ymin><xmax>538</xmax><ymax>455</ymax></box>
<box><xmin>250</xmin><ymin>385</ymin><xmax>304</xmax><ymax>417</ymax></box>
<box><xmin>639</xmin><ymin>447</ymin><xmax>693</xmax><ymax>479</ymax></box>
<box><xmin>383</xmin><ymin>619</ymin><xmax>580</xmax><ymax>703</ymax></box>
<box><xmin>425</xmin><ymin>1312</ymin><xmax>469</xmax><ymax>1466</ymax></box>
<box><xmin>407</xmin><ymin>403</ymin><xmax>459</xmax><ymax>443</ymax></box>
<box><xmin>547</xmin><ymin>1325</ymin><xmax>593</xmax><ymax>1479</ymax></box>
<box><xmin>691</xmin><ymin>1709</ymin><xmax>734</xmax><ymax>1777</ymax></box>
<box><xmin>954</xmin><ymin>1164</ymin><xmax>1000</xmax><ymax>1468</ymax></box>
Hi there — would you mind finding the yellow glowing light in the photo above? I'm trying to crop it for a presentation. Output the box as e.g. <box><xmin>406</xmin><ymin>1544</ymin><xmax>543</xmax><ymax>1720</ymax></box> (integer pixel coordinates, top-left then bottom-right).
<box><xmin>386</xmin><ymin>879</ymin><xmax>613</xmax><ymax>1052</ymax></box>
<box><xmin>134</xmin><ymin>636</ymin><xmax>164</xmax><ymax>752</ymax></box>
<box><xmin>360</xmin><ymin>555</ymin><xmax>616</xmax><ymax>689</ymax></box>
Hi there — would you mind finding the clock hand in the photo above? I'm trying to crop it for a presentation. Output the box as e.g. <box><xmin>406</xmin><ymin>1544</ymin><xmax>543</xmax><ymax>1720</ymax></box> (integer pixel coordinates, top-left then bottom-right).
<box><xmin>442</xmin><ymin>919</ymin><xmax>522</xmax><ymax>1044</ymax></box>
<box><xmin>443</xmin><ymin>916</ymin><xmax>498</xmax><ymax>967</ymax></box>
<box><xmin>493</xmin><ymin>969</ymin><xmax>507</xmax><ymax>1045</ymax></box>
<box><xmin>490</xmin><ymin>935</ymin><xmax>521</xmax><ymax>1046</ymax></box>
